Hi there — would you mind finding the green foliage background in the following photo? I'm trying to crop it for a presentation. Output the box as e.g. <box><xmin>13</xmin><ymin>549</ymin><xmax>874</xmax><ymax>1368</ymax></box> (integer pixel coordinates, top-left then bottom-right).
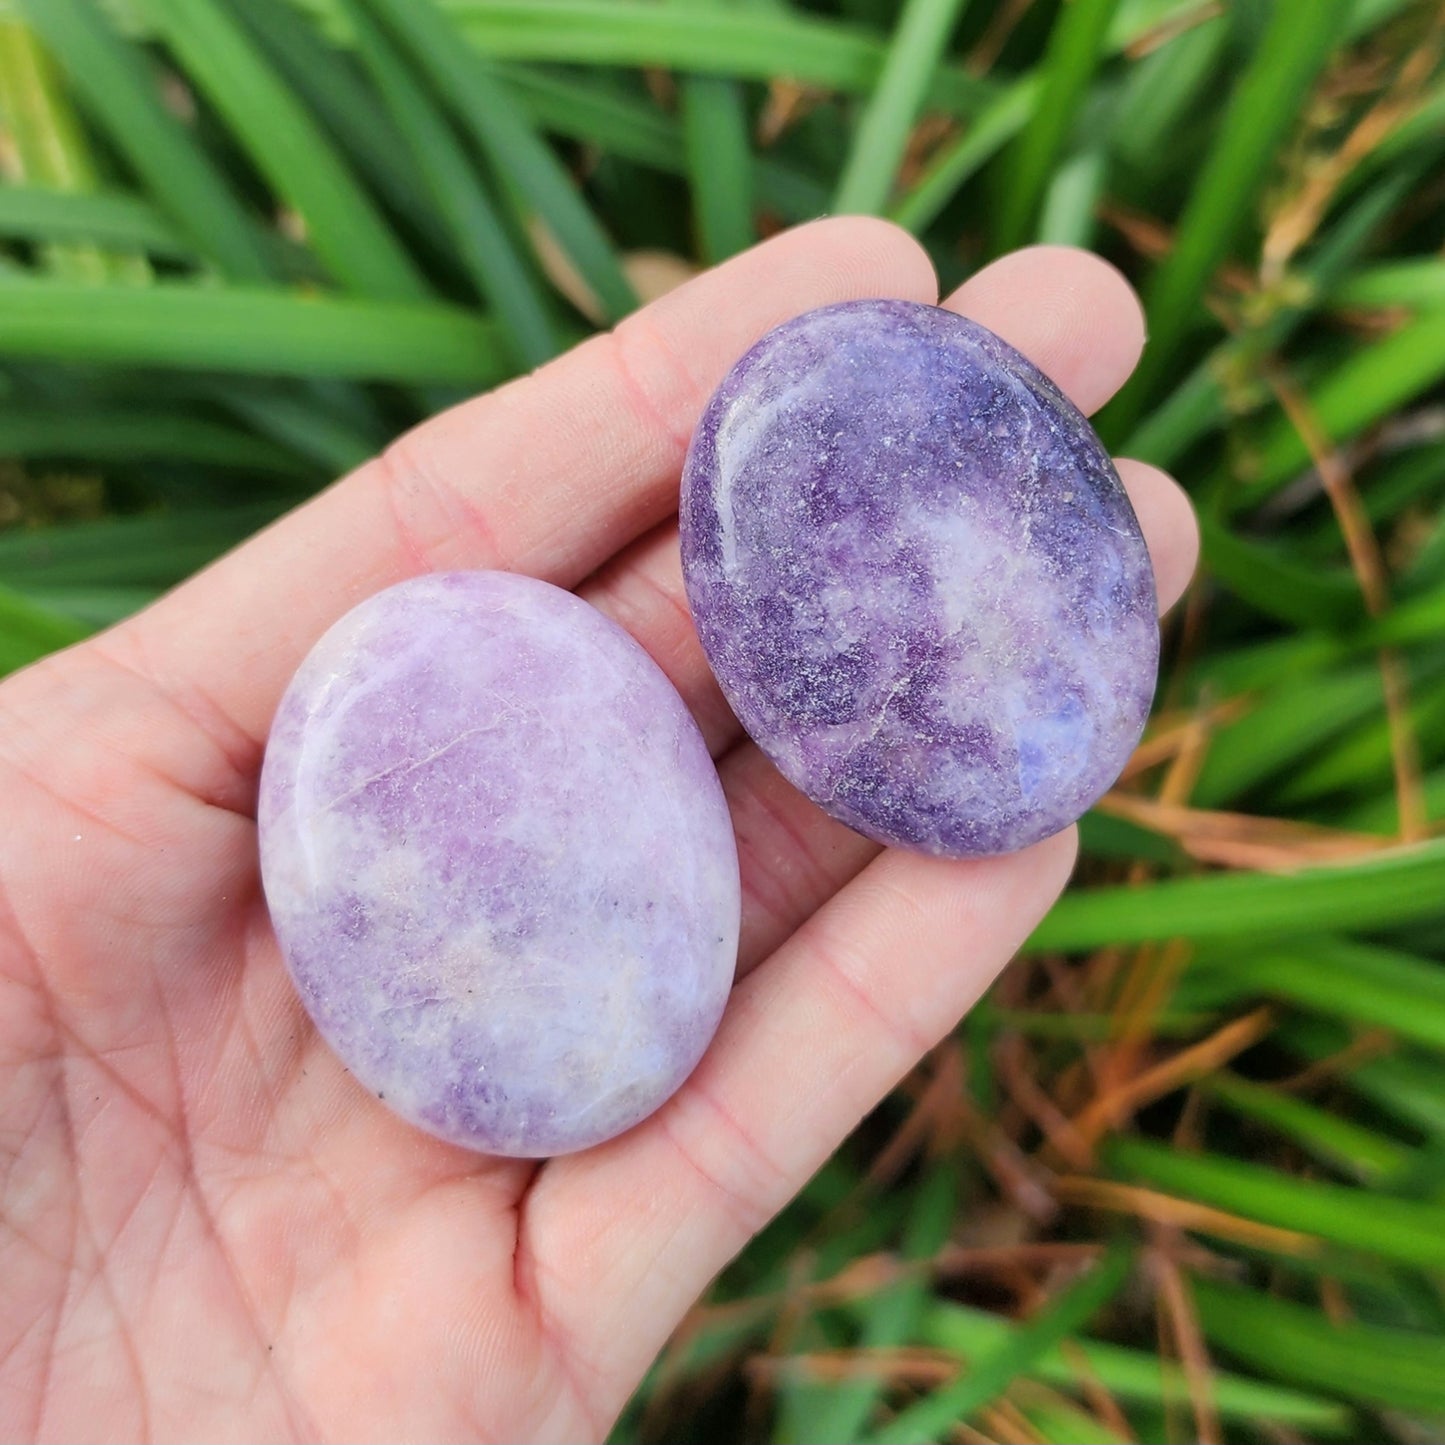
<box><xmin>2</xmin><ymin>1</ymin><xmax>1444</xmax><ymax>1440</ymax></box>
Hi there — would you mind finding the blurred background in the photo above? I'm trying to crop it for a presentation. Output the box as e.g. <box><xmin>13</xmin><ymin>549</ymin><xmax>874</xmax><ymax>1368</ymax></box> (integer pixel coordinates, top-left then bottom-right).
<box><xmin>1</xmin><ymin>0</ymin><xmax>1443</xmax><ymax>1441</ymax></box>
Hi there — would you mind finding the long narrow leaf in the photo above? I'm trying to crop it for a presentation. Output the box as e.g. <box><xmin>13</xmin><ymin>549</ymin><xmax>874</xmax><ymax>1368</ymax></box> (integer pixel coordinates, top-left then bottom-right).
<box><xmin>1201</xmin><ymin>937</ymin><xmax>1445</xmax><ymax>1054</ymax></box>
<box><xmin>1241</xmin><ymin>308</ymin><xmax>1445</xmax><ymax>501</ymax></box>
<box><xmin>0</xmin><ymin>18</ymin><xmax>127</xmax><ymax>280</ymax></box>
<box><xmin>1107</xmin><ymin>1136</ymin><xmax>1445</xmax><ymax>1267</ymax></box>
<box><xmin>678</xmin><ymin>73</ymin><xmax>754</xmax><ymax>262</ymax></box>
<box><xmin>1199</xmin><ymin>514</ymin><xmax>1362</xmax><ymax>629</ymax></box>
<box><xmin>138</xmin><ymin>0</ymin><xmax>427</xmax><ymax>300</ymax></box>
<box><xmin>341</xmin><ymin>0</ymin><xmax>558</xmax><ymax>366</ymax></box>
<box><xmin>14</xmin><ymin>0</ymin><xmax>270</xmax><ymax>280</ymax></box>
<box><xmin>889</xmin><ymin>78</ymin><xmax>1034</xmax><ymax>233</ymax></box>
<box><xmin>993</xmin><ymin>0</ymin><xmax>1118</xmax><ymax>254</ymax></box>
<box><xmin>869</xmin><ymin>1250</ymin><xmax>1131</xmax><ymax>1443</ymax></box>
<box><xmin>502</xmin><ymin>64</ymin><xmax>828</xmax><ymax>221</ymax></box>
<box><xmin>422</xmin><ymin>0</ymin><xmax>993</xmax><ymax>114</ymax></box>
<box><xmin>0</xmin><ymin>582</ymin><xmax>90</xmax><ymax>675</ymax></box>
<box><xmin>233</xmin><ymin>0</ymin><xmax>448</xmax><ymax>254</ymax></box>
<box><xmin>1028</xmin><ymin>839</ymin><xmax>1445</xmax><ymax>952</ymax></box>
<box><xmin>0</xmin><ymin>410</ymin><xmax>304</xmax><ymax>474</ymax></box>
<box><xmin>1102</xmin><ymin>0</ymin><xmax>1354</xmax><ymax>439</ymax></box>
<box><xmin>0</xmin><ymin>502</ymin><xmax>286</xmax><ymax>586</ymax></box>
<box><xmin>832</xmin><ymin>0</ymin><xmax>971</xmax><ymax>216</ymax></box>
<box><xmin>793</xmin><ymin>1163</ymin><xmax>959</xmax><ymax>1444</ymax></box>
<box><xmin>918</xmin><ymin>1300</ymin><xmax>1348</xmax><ymax>1430</ymax></box>
<box><xmin>1194</xmin><ymin>1277</ymin><xmax>1445</xmax><ymax>1415</ymax></box>
<box><xmin>0</xmin><ymin>185</ymin><xmax>189</xmax><ymax>258</ymax></box>
<box><xmin>672</xmin><ymin>0</ymin><xmax>754</xmax><ymax>263</ymax></box>
<box><xmin>361</xmin><ymin>0</ymin><xmax>636</xmax><ymax>320</ymax></box>
<box><xmin>0</xmin><ymin>280</ymin><xmax>508</xmax><ymax>384</ymax></box>
<box><xmin>1205</xmin><ymin>1072</ymin><xmax>1413</xmax><ymax>1184</ymax></box>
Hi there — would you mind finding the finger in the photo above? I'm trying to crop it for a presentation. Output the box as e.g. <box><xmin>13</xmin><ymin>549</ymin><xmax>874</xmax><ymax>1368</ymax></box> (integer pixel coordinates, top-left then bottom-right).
<box><xmin>942</xmin><ymin>244</ymin><xmax>1147</xmax><ymax>416</ymax></box>
<box><xmin>104</xmin><ymin>217</ymin><xmax>938</xmax><ymax>763</ymax></box>
<box><xmin>576</xmin><ymin>521</ymin><xmax>737</xmax><ymax>756</ymax></box>
<box><xmin>726</xmin><ymin>745</ymin><xmax>877</xmax><ymax>975</ymax></box>
<box><xmin>519</xmin><ymin>830</ymin><xmax>1079</xmax><ymax>1403</ymax></box>
<box><xmin>1117</xmin><ymin>458</ymin><xmax>1199</xmax><ymax>613</ymax></box>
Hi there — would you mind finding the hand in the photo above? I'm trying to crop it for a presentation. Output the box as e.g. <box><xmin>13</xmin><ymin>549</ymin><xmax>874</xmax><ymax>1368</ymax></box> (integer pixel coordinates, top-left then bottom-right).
<box><xmin>0</xmin><ymin>219</ymin><xmax>1197</xmax><ymax>1443</ymax></box>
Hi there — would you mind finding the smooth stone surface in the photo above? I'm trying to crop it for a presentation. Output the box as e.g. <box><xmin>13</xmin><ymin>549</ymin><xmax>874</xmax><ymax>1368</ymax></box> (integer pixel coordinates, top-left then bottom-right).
<box><xmin>680</xmin><ymin>299</ymin><xmax>1158</xmax><ymax>857</ymax></box>
<box><xmin>258</xmin><ymin>572</ymin><xmax>740</xmax><ymax>1157</ymax></box>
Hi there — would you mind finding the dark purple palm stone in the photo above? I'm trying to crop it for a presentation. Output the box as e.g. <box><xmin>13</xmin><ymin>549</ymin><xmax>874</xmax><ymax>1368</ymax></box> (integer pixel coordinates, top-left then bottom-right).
<box><xmin>680</xmin><ymin>299</ymin><xmax>1158</xmax><ymax>857</ymax></box>
<box><xmin>258</xmin><ymin>572</ymin><xmax>740</xmax><ymax>1157</ymax></box>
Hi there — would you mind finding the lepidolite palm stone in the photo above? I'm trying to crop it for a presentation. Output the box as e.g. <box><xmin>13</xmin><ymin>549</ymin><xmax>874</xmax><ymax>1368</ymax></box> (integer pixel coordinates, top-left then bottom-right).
<box><xmin>258</xmin><ymin>572</ymin><xmax>740</xmax><ymax>1157</ymax></box>
<box><xmin>680</xmin><ymin>299</ymin><xmax>1158</xmax><ymax>857</ymax></box>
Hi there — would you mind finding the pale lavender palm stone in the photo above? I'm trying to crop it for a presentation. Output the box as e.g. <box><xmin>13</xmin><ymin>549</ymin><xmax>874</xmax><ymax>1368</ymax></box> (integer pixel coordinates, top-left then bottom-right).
<box><xmin>680</xmin><ymin>299</ymin><xmax>1158</xmax><ymax>857</ymax></box>
<box><xmin>258</xmin><ymin>572</ymin><xmax>740</xmax><ymax>1157</ymax></box>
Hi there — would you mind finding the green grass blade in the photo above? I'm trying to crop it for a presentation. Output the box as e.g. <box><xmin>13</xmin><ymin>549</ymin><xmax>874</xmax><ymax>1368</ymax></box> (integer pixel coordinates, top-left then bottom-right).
<box><xmin>888</xmin><ymin>77</ymin><xmax>1034</xmax><ymax>234</ymax></box>
<box><xmin>1199</xmin><ymin>514</ymin><xmax>1362</xmax><ymax>629</ymax></box>
<box><xmin>1107</xmin><ymin>1136</ymin><xmax>1445</xmax><ymax>1267</ymax></box>
<box><xmin>426</xmin><ymin>0</ymin><xmax>993</xmax><ymax>115</ymax></box>
<box><xmin>0</xmin><ymin>185</ymin><xmax>189</xmax><ymax>257</ymax></box>
<box><xmin>1028</xmin><ymin>839</ymin><xmax>1445</xmax><ymax>953</ymax></box>
<box><xmin>1119</xmin><ymin>164</ymin><xmax>1423</xmax><ymax>468</ymax></box>
<box><xmin>1204</xmin><ymin>1072</ymin><xmax>1412</xmax><ymax>1184</ymax></box>
<box><xmin>1036</xmin><ymin>146</ymin><xmax>1105</xmax><ymax>250</ymax></box>
<box><xmin>1204</xmin><ymin>938</ymin><xmax>1445</xmax><ymax>1055</ymax></box>
<box><xmin>1280</xmin><ymin>682</ymin><xmax>1445</xmax><ymax>805</ymax></box>
<box><xmin>0</xmin><ymin>502</ymin><xmax>285</xmax><ymax>586</ymax></box>
<box><xmin>887</xmin><ymin>1</ymin><xmax>1218</xmax><ymax>237</ymax></box>
<box><xmin>109</xmin><ymin>0</ymin><xmax>1001</xmax><ymax>112</ymax></box>
<box><xmin>673</xmin><ymin>0</ymin><xmax>754</xmax><ymax>263</ymax></box>
<box><xmin>506</xmin><ymin>65</ymin><xmax>681</xmax><ymax>171</ymax></box>
<box><xmin>1109</xmin><ymin>7</ymin><xmax>1226</xmax><ymax>170</ymax></box>
<box><xmin>211</xmin><ymin>386</ymin><xmax>379</xmax><ymax>474</ymax></box>
<box><xmin>1344</xmin><ymin>766</ymin><xmax>1445</xmax><ymax>838</ymax></box>
<box><xmin>0</xmin><ymin>581</ymin><xmax>90</xmax><ymax>675</ymax></box>
<box><xmin>1345</xmin><ymin>1050</ymin><xmax>1445</xmax><ymax>1138</ymax></box>
<box><xmin>1194</xmin><ymin>1277</ymin><xmax>1445</xmax><ymax>1415</ymax></box>
<box><xmin>831</xmin><ymin>0</ymin><xmax>970</xmax><ymax>217</ymax></box>
<box><xmin>918</xmin><ymin>1300</ymin><xmax>1348</xmax><ymax>1431</ymax></box>
<box><xmin>359</xmin><ymin>0</ymin><xmax>636</xmax><ymax>320</ymax></box>
<box><xmin>1336</xmin><ymin>259</ymin><xmax>1445</xmax><ymax>310</ymax></box>
<box><xmin>1240</xmin><ymin>308</ymin><xmax>1445</xmax><ymax>502</ymax></box>
<box><xmin>0</xmin><ymin>280</ymin><xmax>508</xmax><ymax>383</ymax></box>
<box><xmin>137</xmin><ymin>0</ymin><xmax>427</xmax><ymax>300</ymax></box>
<box><xmin>1015</xmin><ymin>1393</ymin><xmax>1127</xmax><ymax>1445</ymax></box>
<box><xmin>0</xmin><ymin>21</ymin><xmax>99</xmax><ymax>193</ymax></box>
<box><xmin>1369</xmin><ymin>580</ymin><xmax>1445</xmax><ymax>650</ymax></box>
<box><xmin>1191</xmin><ymin>665</ymin><xmax>1383</xmax><ymax>807</ymax></box>
<box><xmin>15</xmin><ymin>583</ymin><xmax>160</xmax><ymax>629</ymax></box>
<box><xmin>0</xmin><ymin>409</ymin><xmax>305</xmax><ymax>474</ymax></box>
<box><xmin>232</xmin><ymin>0</ymin><xmax>449</xmax><ymax>253</ymax></box>
<box><xmin>501</xmin><ymin>64</ymin><xmax>828</xmax><ymax>222</ymax></box>
<box><xmin>678</xmin><ymin>71</ymin><xmax>754</xmax><ymax>262</ymax></box>
<box><xmin>993</xmin><ymin>0</ymin><xmax>1117</xmax><ymax>255</ymax></box>
<box><xmin>0</xmin><ymin>18</ymin><xmax>129</xmax><ymax>281</ymax></box>
<box><xmin>13</xmin><ymin>0</ymin><xmax>270</xmax><ymax>281</ymax></box>
<box><xmin>340</xmin><ymin>0</ymin><xmax>558</xmax><ymax>367</ymax></box>
<box><xmin>870</xmin><ymin>1251</ymin><xmax>1131</xmax><ymax>1443</ymax></box>
<box><xmin>789</xmin><ymin>1162</ymin><xmax>958</xmax><ymax>1444</ymax></box>
<box><xmin>1101</xmin><ymin>0</ymin><xmax>1354</xmax><ymax>439</ymax></box>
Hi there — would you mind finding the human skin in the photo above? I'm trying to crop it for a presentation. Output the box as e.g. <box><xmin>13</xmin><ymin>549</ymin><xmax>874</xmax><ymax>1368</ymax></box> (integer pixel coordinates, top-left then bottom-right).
<box><xmin>0</xmin><ymin>219</ymin><xmax>1197</xmax><ymax>1443</ymax></box>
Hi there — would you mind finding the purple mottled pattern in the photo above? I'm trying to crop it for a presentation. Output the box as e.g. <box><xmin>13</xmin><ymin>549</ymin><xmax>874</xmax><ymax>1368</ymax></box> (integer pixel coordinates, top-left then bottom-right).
<box><xmin>258</xmin><ymin>572</ymin><xmax>740</xmax><ymax>1157</ymax></box>
<box><xmin>680</xmin><ymin>299</ymin><xmax>1158</xmax><ymax>857</ymax></box>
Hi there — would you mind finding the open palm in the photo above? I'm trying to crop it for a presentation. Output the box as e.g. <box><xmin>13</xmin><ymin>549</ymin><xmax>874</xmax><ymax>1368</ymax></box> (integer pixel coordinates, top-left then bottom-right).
<box><xmin>0</xmin><ymin>219</ymin><xmax>1197</xmax><ymax>1443</ymax></box>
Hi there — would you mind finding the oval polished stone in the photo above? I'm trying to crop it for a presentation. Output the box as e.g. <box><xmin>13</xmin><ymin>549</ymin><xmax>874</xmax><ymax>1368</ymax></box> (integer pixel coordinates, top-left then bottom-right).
<box><xmin>258</xmin><ymin>572</ymin><xmax>740</xmax><ymax>1157</ymax></box>
<box><xmin>680</xmin><ymin>299</ymin><xmax>1158</xmax><ymax>857</ymax></box>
